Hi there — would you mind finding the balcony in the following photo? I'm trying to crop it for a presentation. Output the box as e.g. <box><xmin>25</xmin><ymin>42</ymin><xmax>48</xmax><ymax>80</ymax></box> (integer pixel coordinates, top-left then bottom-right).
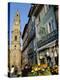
<box><xmin>37</xmin><ymin>29</ymin><xmax>58</xmax><ymax>48</ymax></box>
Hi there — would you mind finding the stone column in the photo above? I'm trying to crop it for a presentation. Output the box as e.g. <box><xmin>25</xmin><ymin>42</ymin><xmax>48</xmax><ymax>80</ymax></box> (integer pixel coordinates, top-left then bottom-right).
<box><xmin>53</xmin><ymin>46</ymin><xmax>58</xmax><ymax>65</ymax></box>
<box><xmin>49</xmin><ymin>48</ymin><xmax>55</xmax><ymax>67</ymax></box>
<box><xmin>45</xmin><ymin>50</ymin><xmax>48</xmax><ymax>64</ymax></box>
<box><xmin>37</xmin><ymin>52</ymin><xmax>40</xmax><ymax>65</ymax></box>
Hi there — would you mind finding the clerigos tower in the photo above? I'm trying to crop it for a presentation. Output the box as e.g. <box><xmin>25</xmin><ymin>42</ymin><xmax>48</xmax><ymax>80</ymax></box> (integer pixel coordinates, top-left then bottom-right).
<box><xmin>10</xmin><ymin>11</ymin><xmax>21</xmax><ymax>76</ymax></box>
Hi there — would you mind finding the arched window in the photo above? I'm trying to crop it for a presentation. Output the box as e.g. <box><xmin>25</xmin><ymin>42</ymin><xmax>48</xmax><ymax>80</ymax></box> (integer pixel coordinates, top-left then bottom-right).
<box><xmin>15</xmin><ymin>36</ymin><xmax>17</xmax><ymax>41</ymax></box>
<box><xmin>15</xmin><ymin>45</ymin><xmax>16</xmax><ymax>47</ymax></box>
<box><xmin>17</xmin><ymin>14</ymin><xmax>18</xmax><ymax>16</ymax></box>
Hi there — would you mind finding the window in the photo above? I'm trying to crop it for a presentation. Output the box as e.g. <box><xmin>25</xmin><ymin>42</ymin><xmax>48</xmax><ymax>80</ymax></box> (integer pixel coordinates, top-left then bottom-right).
<box><xmin>14</xmin><ymin>45</ymin><xmax>16</xmax><ymax>49</ymax></box>
<box><xmin>48</xmin><ymin>19</ymin><xmax>55</xmax><ymax>33</ymax></box>
<box><xmin>15</xmin><ymin>36</ymin><xmax>17</xmax><ymax>41</ymax></box>
<box><xmin>39</xmin><ymin>16</ymin><xmax>40</xmax><ymax>22</ymax></box>
<box><xmin>44</xmin><ymin>5</ymin><xmax>50</xmax><ymax>14</ymax></box>
<box><xmin>51</xmin><ymin>19</ymin><xmax>55</xmax><ymax>30</ymax></box>
<box><xmin>15</xmin><ymin>45</ymin><xmax>16</xmax><ymax>47</ymax></box>
<box><xmin>40</xmin><ymin>58</ymin><xmax>45</xmax><ymax>64</ymax></box>
<box><xmin>48</xmin><ymin>22</ymin><xmax>52</xmax><ymax>32</ymax></box>
<box><xmin>44</xmin><ymin>5</ymin><xmax>48</xmax><ymax>13</ymax></box>
<box><xmin>17</xmin><ymin>14</ymin><xmax>18</xmax><ymax>16</ymax></box>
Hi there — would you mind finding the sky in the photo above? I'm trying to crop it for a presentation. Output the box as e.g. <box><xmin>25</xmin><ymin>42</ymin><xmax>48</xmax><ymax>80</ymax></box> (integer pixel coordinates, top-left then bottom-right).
<box><xmin>9</xmin><ymin>3</ymin><xmax>31</xmax><ymax>45</ymax></box>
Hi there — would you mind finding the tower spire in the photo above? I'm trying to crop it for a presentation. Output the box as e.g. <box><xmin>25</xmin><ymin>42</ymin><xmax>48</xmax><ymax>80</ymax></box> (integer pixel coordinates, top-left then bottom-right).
<box><xmin>10</xmin><ymin>11</ymin><xmax>21</xmax><ymax>75</ymax></box>
<box><xmin>13</xmin><ymin>10</ymin><xmax>20</xmax><ymax>31</ymax></box>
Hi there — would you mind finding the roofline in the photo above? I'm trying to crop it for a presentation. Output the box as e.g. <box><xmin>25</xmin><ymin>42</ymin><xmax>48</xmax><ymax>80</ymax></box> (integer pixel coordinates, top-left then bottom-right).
<box><xmin>28</xmin><ymin>4</ymin><xmax>44</xmax><ymax>17</ymax></box>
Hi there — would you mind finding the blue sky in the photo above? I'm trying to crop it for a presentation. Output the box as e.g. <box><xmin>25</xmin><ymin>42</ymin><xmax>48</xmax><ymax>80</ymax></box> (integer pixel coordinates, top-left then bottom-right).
<box><xmin>9</xmin><ymin>3</ymin><xmax>31</xmax><ymax>44</ymax></box>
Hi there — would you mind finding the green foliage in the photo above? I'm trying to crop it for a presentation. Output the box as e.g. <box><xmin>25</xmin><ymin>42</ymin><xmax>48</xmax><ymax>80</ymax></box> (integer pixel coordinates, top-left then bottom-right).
<box><xmin>28</xmin><ymin>72</ymin><xmax>38</xmax><ymax>76</ymax></box>
<box><xmin>28</xmin><ymin>66</ymin><xmax>51</xmax><ymax>76</ymax></box>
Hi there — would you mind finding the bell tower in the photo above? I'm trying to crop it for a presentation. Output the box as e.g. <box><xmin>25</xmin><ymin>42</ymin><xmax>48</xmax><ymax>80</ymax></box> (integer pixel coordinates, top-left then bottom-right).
<box><xmin>10</xmin><ymin>11</ymin><xmax>21</xmax><ymax>73</ymax></box>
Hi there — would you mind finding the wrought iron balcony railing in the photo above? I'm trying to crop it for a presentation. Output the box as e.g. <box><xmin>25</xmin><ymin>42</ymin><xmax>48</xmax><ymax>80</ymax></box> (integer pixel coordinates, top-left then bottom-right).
<box><xmin>37</xmin><ymin>29</ymin><xmax>58</xmax><ymax>48</ymax></box>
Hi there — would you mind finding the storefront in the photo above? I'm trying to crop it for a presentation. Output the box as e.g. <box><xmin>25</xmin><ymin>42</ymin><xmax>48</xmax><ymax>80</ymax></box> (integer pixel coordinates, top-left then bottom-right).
<box><xmin>37</xmin><ymin>41</ymin><xmax>58</xmax><ymax>67</ymax></box>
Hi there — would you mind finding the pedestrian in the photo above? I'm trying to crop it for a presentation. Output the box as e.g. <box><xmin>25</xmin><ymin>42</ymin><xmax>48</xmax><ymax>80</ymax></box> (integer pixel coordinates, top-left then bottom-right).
<box><xmin>10</xmin><ymin>65</ymin><xmax>14</xmax><ymax>77</ymax></box>
<box><xmin>22</xmin><ymin>64</ymin><xmax>29</xmax><ymax>77</ymax></box>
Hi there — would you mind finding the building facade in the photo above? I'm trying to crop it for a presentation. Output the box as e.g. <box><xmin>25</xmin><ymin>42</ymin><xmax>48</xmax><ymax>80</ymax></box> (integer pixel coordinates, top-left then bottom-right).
<box><xmin>29</xmin><ymin>4</ymin><xmax>58</xmax><ymax>67</ymax></box>
<box><xmin>22</xmin><ymin>15</ymin><xmax>37</xmax><ymax>68</ymax></box>
<box><xmin>22</xmin><ymin>24</ymin><xmax>29</xmax><ymax>69</ymax></box>
<box><xmin>22</xmin><ymin>4</ymin><xmax>58</xmax><ymax>68</ymax></box>
<box><xmin>27</xmin><ymin>17</ymin><xmax>37</xmax><ymax>66</ymax></box>
<box><xmin>10</xmin><ymin>11</ymin><xmax>22</xmax><ymax>73</ymax></box>
<box><xmin>36</xmin><ymin>5</ymin><xmax>58</xmax><ymax>67</ymax></box>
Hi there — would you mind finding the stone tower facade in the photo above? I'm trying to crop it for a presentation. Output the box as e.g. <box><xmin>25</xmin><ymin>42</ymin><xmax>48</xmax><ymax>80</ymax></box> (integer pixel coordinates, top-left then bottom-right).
<box><xmin>10</xmin><ymin>11</ymin><xmax>21</xmax><ymax>73</ymax></box>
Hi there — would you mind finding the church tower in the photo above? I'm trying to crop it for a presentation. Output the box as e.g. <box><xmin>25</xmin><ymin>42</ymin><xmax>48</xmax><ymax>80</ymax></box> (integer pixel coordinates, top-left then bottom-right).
<box><xmin>10</xmin><ymin>11</ymin><xmax>21</xmax><ymax>73</ymax></box>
